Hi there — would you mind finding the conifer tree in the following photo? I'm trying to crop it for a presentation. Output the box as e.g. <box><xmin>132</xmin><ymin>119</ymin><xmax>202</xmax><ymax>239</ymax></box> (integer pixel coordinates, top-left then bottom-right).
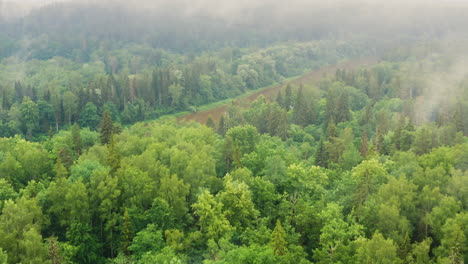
<box><xmin>48</xmin><ymin>236</ymin><xmax>63</xmax><ymax>264</ymax></box>
<box><xmin>394</xmin><ymin>117</ymin><xmax>405</xmax><ymax>150</ymax></box>
<box><xmin>453</xmin><ymin>103</ymin><xmax>465</xmax><ymax>135</ymax></box>
<box><xmin>276</xmin><ymin>90</ymin><xmax>284</xmax><ymax>107</ymax></box>
<box><xmin>374</xmin><ymin>127</ymin><xmax>383</xmax><ymax>154</ymax></box>
<box><xmin>360</xmin><ymin>130</ymin><xmax>368</xmax><ymax>158</ymax></box>
<box><xmin>120</xmin><ymin>208</ymin><xmax>133</xmax><ymax>256</ymax></box>
<box><xmin>284</xmin><ymin>84</ymin><xmax>293</xmax><ymax>111</ymax></box>
<box><xmin>326</xmin><ymin>119</ymin><xmax>338</xmax><ymax>140</ymax></box>
<box><xmin>54</xmin><ymin>156</ymin><xmax>68</xmax><ymax>178</ymax></box>
<box><xmin>293</xmin><ymin>85</ymin><xmax>309</xmax><ymax>127</ymax></box>
<box><xmin>400</xmin><ymin>119</ymin><xmax>415</xmax><ymax>151</ymax></box>
<box><xmin>218</xmin><ymin>115</ymin><xmax>226</xmax><ymax>136</ymax></box>
<box><xmin>271</xmin><ymin>220</ymin><xmax>288</xmax><ymax>256</ymax></box>
<box><xmin>100</xmin><ymin>110</ymin><xmax>114</xmax><ymax>145</ymax></box>
<box><xmin>315</xmin><ymin>139</ymin><xmax>329</xmax><ymax>168</ymax></box>
<box><xmin>206</xmin><ymin>116</ymin><xmax>216</xmax><ymax>130</ymax></box>
<box><xmin>71</xmin><ymin>123</ymin><xmax>81</xmax><ymax>155</ymax></box>
<box><xmin>106</xmin><ymin>134</ymin><xmax>121</xmax><ymax>175</ymax></box>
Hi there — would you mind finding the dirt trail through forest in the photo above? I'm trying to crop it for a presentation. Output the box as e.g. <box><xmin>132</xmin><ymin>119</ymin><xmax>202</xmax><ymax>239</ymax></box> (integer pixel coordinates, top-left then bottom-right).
<box><xmin>178</xmin><ymin>57</ymin><xmax>378</xmax><ymax>125</ymax></box>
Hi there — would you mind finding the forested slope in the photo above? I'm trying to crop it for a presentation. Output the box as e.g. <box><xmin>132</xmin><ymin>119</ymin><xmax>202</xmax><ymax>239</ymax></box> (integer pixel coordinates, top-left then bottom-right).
<box><xmin>1</xmin><ymin>1</ymin><xmax>468</xmax><ymax>263</ymax></box>
<box><xmin>0</xmin><ymin>53</ymin><xmax>467</xmax><ymax>263</ymax></box>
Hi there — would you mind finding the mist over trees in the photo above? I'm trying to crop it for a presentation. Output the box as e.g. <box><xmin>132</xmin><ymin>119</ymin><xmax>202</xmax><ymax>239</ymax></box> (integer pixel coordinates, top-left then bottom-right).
<box><xmin>0</xmin><ymin>0</ymin><xmax>468</xmax><ymax>263</ymax></box>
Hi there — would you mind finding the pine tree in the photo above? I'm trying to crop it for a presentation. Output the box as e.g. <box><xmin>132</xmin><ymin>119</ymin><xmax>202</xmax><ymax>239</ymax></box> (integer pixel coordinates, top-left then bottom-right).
<box><xmin>58</xmin><ymin>148</ymin><xmax>73</xmax><ymax>169</ymax></box>
<box><xmin>218</xmin><ymin>115</ymin><xmax>226</xmax><ymax>136</ymax></box>
<box><xmin>276</xmin><ymin>90</ymin><xmax>284</xmax><ymax>107</ymax></box>
<box><xmin>271</xmin><ymin>220</ymin><xmax>288</xmax><ymax>256</ymax></box>
<box><xmin>374</xmin><ymin>127</ymin><xmax>383</xmax><ymax>154</ymax></box>
<box><xmin>360</xmin><ymin>130</ymin><xmax>368</xmax><ymax>158</ymax></box>
<box><xmin>1</xmin><ymin>88</ymin><xmax>10</xmax><ymax>110</ymax></box>
<box><xmin>71</xmin><ymin>123</ymin><xmax>82</xmax><ymax>155</ymax></box>
<box><xmin>453</xmin><ymin>103</ymin><xmax>465</xmax><ymax>135</ymax></box>
<box><xmin>326</xmin><ymin>119</ymin><xmax>338</xmax><ymax>140</ymax></box>
<box><xmin>120</xmin><ymin>208</ymin><xmax>133</xmax><ymax>256</ymax></box>
<box><xmin>106</xmin><ymin>134</ymin><xmax>121</xmax><ymax>175</ymax></box>
<box><xmin>151</xmin><ymin>70</ymin><xmax>160</xmax><ymax>106</ymax></box>
<box><xmin>293</xmin><ymin>85</ymin><xmax>309</xmax><ymax>127</ymax></box>
<box><xmin>284</xmin><ymin>84</ymin><xmax>293</xmax><ymax>111</ymax></box>
<box><xmin>100</xmin><ymin>110</ymin><xmax>114</xmax><ymax>145</ymax></box>
<box><xmin>315</xmin><ymin>139</ymin><xmax>329</xmax><ymax>168</ymax></box>
<box><xmin>54</xmin><ymin>156</ymin><xmax>68</xmax><ymax>178</ymax></box>
<box><xmin>400</xmin><ymin>119</ymin><xmax>415</xmax><ymax>151</ymax></box>
<box><xmin>394</xmin><ymin>117</ymin><xmax>405</xmax><ymax>150</ymax></box>
<box><xmin>336</xmin><ymin>89</ymin><xmax>351</xmax><ymax>123</ymax></box>
<box><xmin>48</xmin><ymin>236</ymin><xmax>63</xmax><ymax>264</ymax></box>
<box><xmin>206</xmin><ymin>116</ymin><xmax>216</xmax><ymax>130</ymax></box>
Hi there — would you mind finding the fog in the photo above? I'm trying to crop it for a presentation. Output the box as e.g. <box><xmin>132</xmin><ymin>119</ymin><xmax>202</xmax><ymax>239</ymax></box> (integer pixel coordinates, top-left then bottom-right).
<box><xmin>1</xmin><ymin>0</ymin><xmax>467</xmax><ymax>131</ymax></box>
<box><xmin>3</xmin><ymin>0</ymin><xmax>468</xmax><ymax>28</ymax></box>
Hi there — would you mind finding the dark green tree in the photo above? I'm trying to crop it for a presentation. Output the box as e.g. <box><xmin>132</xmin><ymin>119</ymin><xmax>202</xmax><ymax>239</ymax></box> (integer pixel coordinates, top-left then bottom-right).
<box><xmin>71</xmin><ymin>123</ymin><xmax>82</xmax><ymax>155</ymax></box>
<box><xmin>276</xmin><ymin>90</ymin><xmax>284</xmax><ymax>107</ymax></box>
<box><xmin>19</xmin><ymin>96</ymin><xmax>39</xmax><ymax>139</ymax></box>
<box><xmin>106</xmin><ymin>134</ymin><xmax>121</xmax><ymax>175</ymax></box>
<box><xmin>120</xmin><ymin>208</ymin><xmax>133</xmax><ymax>256</ymax></box>
<box><xmin>100</xmin><ymin>110</ymin><xmax>114</xmax><ymax>145</ymax></box>
<box><xmin>360</xmin><ymin>130</ymin><xmax>368</xmax><ymax>158</ymax></box>
<box><xmin>284</xmin><ymin>84</ymin><xmax>293</xmax><ymax>111</ymax></box>
<box><xmin>79</xmin><ymin>102</ymin><xmax>100</xmax><ymax>130</ymax></box>
<box><xmin>206</xmin><ymin>116</ymin><xmax>216</xmax><ymax>130</ymax></box>
<box><xmin>218</xmin><ymin>115</ymin><xmax>226</xmax><ymax>136</ymax></box>
<box><xmin>315</xmin><ymin>139</ymin><xmax>329</xmax><ymax>168</ymax></box>
<box><xmin>293</xmin><ymin>85</ymin><xmax>311</xmax><ymax>127</ymax></box>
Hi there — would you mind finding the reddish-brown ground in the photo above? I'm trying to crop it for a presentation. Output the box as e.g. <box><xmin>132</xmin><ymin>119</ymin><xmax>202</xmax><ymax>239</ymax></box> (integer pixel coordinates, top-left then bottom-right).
<box><xmin>178</xmin><ymin>57</ymin><xmax>378</xmax><ymax>125</ymax></box>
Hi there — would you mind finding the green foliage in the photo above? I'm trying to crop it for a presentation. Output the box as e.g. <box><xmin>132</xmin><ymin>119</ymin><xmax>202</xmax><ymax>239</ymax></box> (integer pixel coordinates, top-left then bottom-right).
<box><xmin>192</xmin><ymin>190</ymin><xmax>233</xmax><ymax>241</ymax></box>
<box><xmin>100</xmin><ymin>111</ymin><xmax>114</xmax><ymax>145</ymax></box>
<box><xmin>0</xmin><ymin>49</ymin><xmax>467</xmax><ymax>264</ymax></box>
<box><xmin>314</xmin><ymin>203</ymin><xmax>362</xmax><ymax>263</ymax></box>
<box><xmin>80</xmin><ymin>102</ymin><xmax>100</xmax><ymax>130</ymax></box>
<box><xmin>0</xmin><ymin>196</ymin><xmax>46</xmax><ymax>264</ymax></box>
<box><xmin>217</xmin><ymin>175</ymin><xmax>259</xmax><ymax>231</ymax></box>
<box><xmin>355</xmin><ymin>232</ymin><xmax>401</xmax><ymax>264</ymax></box>
<box><xmin>0</xmin><ymin>249</ymin><xmax>6</xmax><ymax>264</ymax></box>
<box><xmin>129</xmin><ymin>224</ymin><xmax>165</xmax><ymax>259</ymax></box>
<box><xmin>66</xmin><ymin>222</ymin><xmax>102</xmax><ymax>264</ymax></box>
<box><xmin>225</xmin><ymin>125</ymin><xmax>259</xmax><ymax>169</ymax></box>
<box><xmin>271</xmin><ymin>220</ymin><xmax>288</xmax><ymax>256</ymax></box>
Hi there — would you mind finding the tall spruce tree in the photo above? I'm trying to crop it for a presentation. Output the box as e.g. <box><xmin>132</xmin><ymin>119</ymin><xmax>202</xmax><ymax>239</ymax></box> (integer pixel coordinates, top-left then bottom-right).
<box><xmin>271</xmin><ymin>220</ymin><xmax>288</xmax><ymax>256</ymax></box>
<box><xmin>106</xmin><ymin>134</ymin><xmax>121</xmax><ymax>175</ymax></box>
<box><xmin>218</xmin><ymin>115</ymin><xmax>226</xmax><ymax>136</ymax></box>
<box><xmin>48</xmin><ymin>236</ymin><xmax>63</xmax><ymax>264</ymax></box>
<box><xmin>276</xmin><ymin>90</ymin><xmax>284</xmax><ymax>107</ymax></box>
<box><xmin>360</xmin><ymin>130</ymin><xmax>369</xmax><ymax>158</ymax></box>
<box><xmin>71</xmin><ymin>123</ymin><xmax>82</xmax><ymax>155</ymax></box>
<box><xmin>315</xmin><ymin>139</ymin><xmax>329</xmax><ymax>168</ymax></box>
<box><xmin>293</xmin><ymin>85</ymin><xmax>309</xmax><ymax>127</ymax></box>
<box><xmin>120</xmin><ymin>208</ymin><xmax>133</xmax><ymax>256</ymax></box>
<box><xmin>284</xmin><ymin>84</ymin><xmax>293</xmax><ymax>111</ymax></box>
<box><xmin>100</xmin><ymin>111</ymin><xmax>114</xmax><ymax>145</ymax></box>
<box><xmin>206</xmin><ymin>116</ymin><xmax>216</xmax><ymax>130</ymax></box>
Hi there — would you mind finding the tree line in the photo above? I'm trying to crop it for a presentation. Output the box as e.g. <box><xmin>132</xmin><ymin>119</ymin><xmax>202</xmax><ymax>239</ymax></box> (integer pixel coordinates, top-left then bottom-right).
<box><xmin>0</xmin><ymin>57</ymin><xmax>467</xmax><ymax>263</ymax></box>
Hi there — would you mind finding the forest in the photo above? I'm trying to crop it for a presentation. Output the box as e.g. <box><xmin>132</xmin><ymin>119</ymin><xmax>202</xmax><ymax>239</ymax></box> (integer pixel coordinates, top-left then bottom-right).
<box><xmin>1</xmin><ymin>0</ymin><xmax>468</xmax><ymax>263</ymax></box>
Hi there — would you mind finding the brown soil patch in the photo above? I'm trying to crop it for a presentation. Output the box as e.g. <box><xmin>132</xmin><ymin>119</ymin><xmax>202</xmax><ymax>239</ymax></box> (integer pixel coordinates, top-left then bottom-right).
<box><xmin>179</xmin><ymin>57</ymin><xmax>378</xmax><ymax>125</ymax></box>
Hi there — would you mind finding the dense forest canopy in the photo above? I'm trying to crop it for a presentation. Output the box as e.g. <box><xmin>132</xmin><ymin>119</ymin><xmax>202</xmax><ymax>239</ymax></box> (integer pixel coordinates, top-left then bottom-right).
<box><xmin>0</xmin><ymin>0</ymin><xmax>468</xmax><ymax>263</ymax></box>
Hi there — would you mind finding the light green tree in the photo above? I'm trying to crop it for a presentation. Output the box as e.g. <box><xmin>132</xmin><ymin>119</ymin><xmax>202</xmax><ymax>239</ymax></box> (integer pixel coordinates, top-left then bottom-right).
<box><xmin>217</xmin><ymin>175</ymin><xmax>259</xmax><ymax>231</ymax></box>
<box><xmin>192</xmin><ymin>190</ymin><xmax>232</xmax><ymax>241</ymax></box>
<box><xmin>355</xmin><ymin>232</ymin><xmax>401</xmax><ymax>264</ymax></box>
<box><xmin>271</xmin><ymin>220</ymin><xmax>288</xmax><ymax>256</ymax></box>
